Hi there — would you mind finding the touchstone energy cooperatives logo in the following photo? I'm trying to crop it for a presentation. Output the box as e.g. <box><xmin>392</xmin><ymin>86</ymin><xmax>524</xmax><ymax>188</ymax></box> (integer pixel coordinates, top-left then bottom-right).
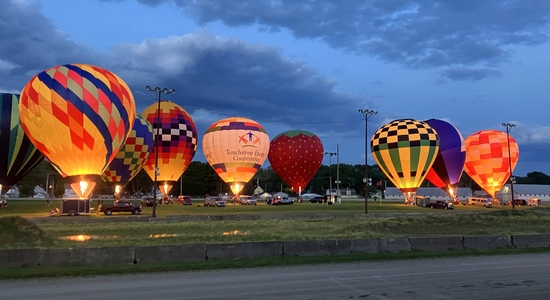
<box><xmin>238</xmin><ymin>130</ymin><xmax>261</xmax><ymax>147</ymax></box>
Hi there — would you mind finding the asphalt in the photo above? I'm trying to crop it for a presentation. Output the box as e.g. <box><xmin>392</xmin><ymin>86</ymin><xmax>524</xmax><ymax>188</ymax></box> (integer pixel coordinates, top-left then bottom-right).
<box><xmin>1</xmin><ymin>253</ymin><xmax>549</xmax><ymax>299</ymax></box>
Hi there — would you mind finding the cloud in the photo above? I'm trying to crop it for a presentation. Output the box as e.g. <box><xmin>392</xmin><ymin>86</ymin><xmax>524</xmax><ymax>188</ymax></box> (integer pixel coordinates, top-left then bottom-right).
<box><xmin>440</xmin><ymin>68</ymin><xmax>502</xmax><ymax>81</ymax></box>
<box><xmin>127</xmin><ymin>0</ymin><xmax>550</xmax><ymax>75</ymax></box>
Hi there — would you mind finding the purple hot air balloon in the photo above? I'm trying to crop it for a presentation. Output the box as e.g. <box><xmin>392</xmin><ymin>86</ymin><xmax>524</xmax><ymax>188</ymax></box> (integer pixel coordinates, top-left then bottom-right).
<box><xmin>424</xmin><ymin>119</ymin><xmax>466</xmax><ymax>199</ymax></box>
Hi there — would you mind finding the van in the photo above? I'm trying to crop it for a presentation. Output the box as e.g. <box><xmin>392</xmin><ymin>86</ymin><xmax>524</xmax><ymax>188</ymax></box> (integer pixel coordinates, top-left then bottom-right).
<box><xmin>528</xmin><ymin>198</ymin><xmax>541</xmax><ymax>207</ymax></box>
<box><xmin>468</xmin><ymin>197</ymin><xmax>493</xmax><ymax>208</ymax></box>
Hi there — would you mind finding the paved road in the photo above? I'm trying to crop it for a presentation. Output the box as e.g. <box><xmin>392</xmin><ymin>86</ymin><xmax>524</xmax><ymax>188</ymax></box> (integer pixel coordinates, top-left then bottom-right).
<box><xmin>2</xmin><ymin>253</ymin><xmax>549</xmax><ymax>299</ymax></box>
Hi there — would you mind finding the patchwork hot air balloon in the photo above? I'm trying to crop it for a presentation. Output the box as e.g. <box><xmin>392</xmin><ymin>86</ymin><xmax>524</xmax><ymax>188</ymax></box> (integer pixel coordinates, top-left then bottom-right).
<box><xmin>424</xmin><ymin>119</ymin><xmax>466</xmax><ymax>199</ymax></box>
<box><xmin>202</xmin><ymin>117</ymin><xmax>269</xmax><ymax>196</ymax></box>
<box><xmin>0</xmin><ymin>93</ymin><xmax>44</xmax><ymax>195</ymax></box>
<box><xmin>101</xmin><ymin>113</ymin><xmax>154</xmax><ymax>197</ymax></box>
<box><xmin>142</xmin><ymin>101</ymin><xmax>197</xmax><ymax>195</ymax></box>
<box><xmin>371</xmin><ymin>119</ymin><xmax>439</xmax><ymax>203</ymax></box>
<box><xmin>464</xmin><ymin>130</ymin><xmax>519</xmax><ymax>198</ymax></box>
<box><xmin>19</xmin><ymin>64</ymin><xmax>136</xmax><ymax>198</ymax></box>
<box><xmin>268</xmin><ymin>130</ymin><xmax>324</xmax><ymax>195</ymax></box>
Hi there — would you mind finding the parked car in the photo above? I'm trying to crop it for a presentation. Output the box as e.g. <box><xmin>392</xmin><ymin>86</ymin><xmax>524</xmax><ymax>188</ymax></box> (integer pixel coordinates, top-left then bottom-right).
<box><xmin>178</xmin><ymin>195</ymin><xmax>193</xmax><ymax>205</ymax></box>
<box><xmin>272</xmin><ymin>196</ymin><xmax>294</xmax><ymax>205</ymax></box>
<box><xmin>309</xmin><ymin>196</ymin><xmax>324</xmax><ymax>203</ymax></box>
<box><xmin>510</xmin><ymin>199</ymin><xmax>527</xmax><ymax>206</ymax></box>
<box><xmin>467</xmin><ymin>197</ymin><xmax>493</xmax><ymax>208</ymax></box>
<box><xmin>204</xmin><ymin>196</ymin><xmax>227</xmax><ymax>207</ymax></box>
<box><xmin>238</xmin><ymin>195</ymin><xmax>257</xmax><ymax>205</ymax></box>
<box><xmin>141</xmin><ymin>196</ymin><xmax>157</xmax><ymax>207</ymax></box>
<box><xmin>427</xmin><ymin>200</ymin><xmax>454</xmax><ymax>209</ymax></box>
<box><xmin>98</xmin><ymin>201</ymin><xmax>142</xmax><ymax>215</ymax></box>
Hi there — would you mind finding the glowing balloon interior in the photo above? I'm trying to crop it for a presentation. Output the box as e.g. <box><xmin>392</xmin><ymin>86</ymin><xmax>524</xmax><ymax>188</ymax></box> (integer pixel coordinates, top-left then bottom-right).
<box><xmin>19</xmin><ymin>64</ymin><xmax>136</xmax><ymax>198</ymax></box>
<box><xmin>202</xmin><ymin>117</ymin><xmax>270</xmax><ymax>196</ymax></box>
<box><xmin>141</xmin><ymin>101</ymin><xmax>197</xmax><ymax>195</ymax></box>
<box><xmin>424</xmin><ymin>119</ymin><xmax>466</xmax><ymax>198</ymax></box>
<box><xmin>101</xmin><ymin>113</ymin><xmax>154</xmax><ymax>187</ymax></box>
<box><xmin>464</xmin><ymin>130</ymin><xmax>519</xmax><ymax>198</ymax></box>
<box><xmin>371</xmin><ymin>119</ymin><xmax>439</xmax><ymax>203</ymax></box>
<box><xmin>0</xmin><ymin>93</ymin><xmax>44</xmax><ymax>195</ymax></box>
<box><xmin>268</xmin><ymin>130</ymin><xmax>324</xmax><ymax>194</ymax></box>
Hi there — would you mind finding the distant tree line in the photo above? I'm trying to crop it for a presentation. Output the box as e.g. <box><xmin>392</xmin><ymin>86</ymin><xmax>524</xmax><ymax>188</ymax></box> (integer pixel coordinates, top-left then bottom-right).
<box><xmin>13</xmin><ymin>160</ymin><xmax>550</xmax><ymax>197</ymax></box>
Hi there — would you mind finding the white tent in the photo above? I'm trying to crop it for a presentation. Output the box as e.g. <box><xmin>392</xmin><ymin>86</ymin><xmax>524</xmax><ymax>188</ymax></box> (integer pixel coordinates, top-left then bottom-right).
<box><xmin>258</xmin><ymin>192</ymin><xmax>272</xmax><ymax>198</ymax></box>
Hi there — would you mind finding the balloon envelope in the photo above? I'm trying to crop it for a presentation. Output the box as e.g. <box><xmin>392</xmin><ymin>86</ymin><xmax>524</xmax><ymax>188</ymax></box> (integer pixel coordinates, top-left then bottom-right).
<box><xmin>202</xmin><ymin>117</ymin><xmax>269</xmax><ymax>195</ymax></box>
<box><xmin>141</xmin><ymin>101</ymin><xmax>198</xmax><ymax>194</ymax></box>
<box><xmin>268</xmin><ymin>130</ymin><xmax>324</xmax><ymax>193</ymax></box>
<box><xmin>370</xmin><ymin>119</ymin><xmax>439</xmax><ymax>202</ymax></box>
<box><xmin>464</xmin><ymin>130</ymin><xmax>519</xmax><ymax>198</ymax></box>
<box><xmin>424</xmin><ymin>119</ymin><xmax>466</xmax><ymax>196</ymax></box>
<box><xmin>18</xmin><ymin>64</ymin><xmax>136</xmax><ymax>177</ymax></box>
<box><xmin>101</xmin><ymin>113</ymin><xmax>154</xmax><ymax>186</ymax></box>
<box><xmin>0</xmin><ymin>93</ymin><xmax>44</xmax><ymax>194</ymax></box>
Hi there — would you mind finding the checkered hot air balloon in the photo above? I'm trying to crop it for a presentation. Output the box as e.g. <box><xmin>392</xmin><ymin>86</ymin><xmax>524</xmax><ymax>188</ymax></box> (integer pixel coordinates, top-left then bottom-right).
<box><xmin>19</xmin><ymin>64</ymin><xmax>136</xmax><ymax>199</ymax></box>
<box><xmin>141</xmin><ymin>101</ymin><xmax>198</xmax><ymax>196</ymax></box>
<box><xmin>424</xmin><ymin>119</ymin><xmax>466</xmax><ymax>200</ymax></box>
<box><xmin>202</xmin><ymin>117</ymin><xmax>270</xmax><ymax>196</ymax></box>
<box><xmin>370</xmin><ymin>119</ymin><xmax>439</xmax><ymax>203</ymax></box>
<box><xmin>464</xmin><ymin>130</ymin><xmax>519</xmax><ymax>198</ymax></box>
<box><xmin>101</xmin><ymin>113</ymin><xmax>154</xmax><ymax>191</ymax></box>
<box><xmin>0</xmin><ymin>93</ymin><xmax>44</xmax><ymax>195</ymax></box>
<box><xmin>268</xmin><ymin>130</ymin><xmax>324</xmax><ymax>195</ymax></box>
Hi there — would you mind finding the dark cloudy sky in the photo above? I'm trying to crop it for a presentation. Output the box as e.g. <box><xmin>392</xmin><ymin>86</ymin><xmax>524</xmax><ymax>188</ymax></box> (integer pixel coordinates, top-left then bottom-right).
<box><xmin>2</xmin><ymin>0</ymin><xmax>550</xmax><ymax>176</ymax></box>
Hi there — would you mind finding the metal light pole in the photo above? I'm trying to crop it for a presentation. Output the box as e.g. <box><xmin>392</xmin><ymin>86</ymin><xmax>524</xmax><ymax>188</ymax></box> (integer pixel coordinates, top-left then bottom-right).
<box><xmin>358</xmin><ymin>109</ymin><xmax>378</xmax><ymax>214</ymax></box>
<box><xmin>336</xmin><ymin>144</ymin><xmax>340</xmax><ymax>204</ymax></box>
<box><xmin>324</xmin><ymin>151</ymin><xmax>336</xmax><ymax>203</ymax></box>
<box><xmin>146</xmin><ymin>86</ymin><xmax>175</xmax><ymax>218</ymax></box>
<box><xmin>502</xmin><ymin>122</ymin><xmax>516</xmax><ymax>210</ymax></box>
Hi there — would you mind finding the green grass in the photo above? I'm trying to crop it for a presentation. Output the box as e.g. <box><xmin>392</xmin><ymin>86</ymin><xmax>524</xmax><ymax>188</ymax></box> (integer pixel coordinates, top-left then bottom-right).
<box><xmin>1</xmin><ymin>246</ymin><xmax>550</xmax><ymax>280</ymax></box>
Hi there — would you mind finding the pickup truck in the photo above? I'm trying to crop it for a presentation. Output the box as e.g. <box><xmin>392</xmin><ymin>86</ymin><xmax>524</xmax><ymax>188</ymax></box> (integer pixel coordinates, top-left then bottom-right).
<box><xmin>98</xmin><ymin>201</ymin><xmax>142</xmax><ymax>215</ymax></box>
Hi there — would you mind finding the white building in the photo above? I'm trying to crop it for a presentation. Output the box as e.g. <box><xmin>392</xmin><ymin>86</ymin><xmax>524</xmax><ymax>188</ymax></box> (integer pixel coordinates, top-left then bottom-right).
<box><xmin>497</xmin><ymin>184</ymin><xmax>550</xmax><ymax>202</ymax></box>
<box><xmin>384</xmin><ymin>187</ymin><xmax>472</xmax><ymax>201</ymax></box>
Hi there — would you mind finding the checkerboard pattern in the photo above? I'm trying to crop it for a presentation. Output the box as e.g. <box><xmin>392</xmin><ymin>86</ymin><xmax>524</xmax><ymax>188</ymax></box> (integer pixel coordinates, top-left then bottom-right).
<box><xmin>19</xmin><ymin>64</ymin><xmax>136</xmax><ymax>176</ymax></box>
<box><xmin>101</xmin><ymin>113</ymin><xmax>154</xmax><ymax>185</ymax></box>
<box><xmin>142</xmin><ymin>101</ymin><xmax>198</xmax><ymax>183</ymax></box>
<box><xmin>464</xmin><ymin>130</ymin><xmax>519</xmax><ymax>197</ymax></box>
<box><xmin>370</xmin><ymin>119</ymin><xmax>439</xmax><ymax>193</ymax></box>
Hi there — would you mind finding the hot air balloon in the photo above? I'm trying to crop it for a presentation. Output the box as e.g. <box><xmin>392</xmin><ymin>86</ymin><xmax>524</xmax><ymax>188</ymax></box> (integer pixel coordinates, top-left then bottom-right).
<box><xmin>0</xmin><ymin>93</ymin><xmax>44</xmax><ymax>196</ymax></box>
<box><xmin>464</xmin><ymin>130</ymin><xmax>519</xmax><ymax>198</ymax></box>
<box><xmin>424</xmin><ymin>119</ymin><xmax>466</xmax><ymax>200</ymax></box>
<box><xmin>202</xmin><ymin>117</ymin><xmax>269</xmax><ymax>197</ymax></box>
<box><xmin>268</xmin><ymin>130</ymin><xmax>324</xmax><ymax>196</ymax></box>
<box><xmin>370</xmin><ymin>119</ymin><xmax>439</xmax><ymax>204</ymax></box>
<box><xmin>141</xmin><ymin>101</ymin><xmax>197</xmax><ymax>196</ymax></box>
<box><xmin>101</xmin><ymin>113</ymin><xmax>154</xmax><ymax>199</ymax></box>
<box><xmin>19</xmin><ymin>64</ymin><xmax>136</xmax><ymax>199</ymax></box>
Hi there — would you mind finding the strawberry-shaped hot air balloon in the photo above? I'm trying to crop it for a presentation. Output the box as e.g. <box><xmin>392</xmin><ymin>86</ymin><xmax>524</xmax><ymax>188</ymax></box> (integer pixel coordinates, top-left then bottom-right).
<box><xmin>142</xmin><ymin>101</ymin><xmax>197</xmax><ymax>196</ymax></box>
<box><xmin>19</xmin><ymin>64</ymin><xmax>136</xmax><ymax>199</ymax></box>
<box><xmin>371</xmin><ymin>119</ymin><xmax>439</xmax><ymax>204</ymax></box>
<box><xmin>268</xmin><ymin>130</ymin><xmax>324</xmax><ymax>195</ymax></box>
<box><xmin>202</xmin><ymin>117</ymin><xmax>269</xmax><ymax>197</ymax></box>
<box><xmin>101</xmin><ymin>113</ymin><xmax>154</xmax><ymax>198</ymax></box>
<box><xmin>464</xmin><ymin>130</ymin><xmax>519</xmax><ymax>198</ymax></box>
<box><xmin>424</xmin><ymin>119</ymin><xmax>466</xmax><ymax>200</ymax></box>
<box><xmin>0</xmin><ymin>93</ymin><xmax>44</xmax><ymax>196</ymax></box>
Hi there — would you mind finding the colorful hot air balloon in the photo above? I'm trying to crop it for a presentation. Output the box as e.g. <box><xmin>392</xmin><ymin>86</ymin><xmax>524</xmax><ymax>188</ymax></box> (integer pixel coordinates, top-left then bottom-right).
<box><xmin>268</xmin><ymin>130</ymin><xmax>324</xmax><ymax>195</ymax></box>
<box><xmin>142</xmin><ymin>101</ymin><xmax>198</xmax><ymax>195</ymax></box>
<box><xmin>19</xmin><ymin>64</ymin><xmax>136</xmax><ymax>198</ymax></box>
<box><xmin>424</xmin><ymin>119</ymin><xmax>466</xmax><ymax>199</ymax></box>
<box><xmin>101</xmin><ymin>113</ymin><xmax>154</xmax><ymax>197</ymax></box>
<box><xmin>464</xmin><ymin>130</ymin><xmax>519</xmax><ymax>198</ymax></box>
<box><xmin>0</xmin><ymin>93</ymin><xmax>44</xmax><ymax>195</ymax></box>
<box><xmin>202</xmin><ymin>117</ymin><xmax>269</xmax><ymax>196</ymax></box>
<box><xmin>371</xmin><ymin>119</ymin><xmax>439</xmax><ymax>203</ymax></box>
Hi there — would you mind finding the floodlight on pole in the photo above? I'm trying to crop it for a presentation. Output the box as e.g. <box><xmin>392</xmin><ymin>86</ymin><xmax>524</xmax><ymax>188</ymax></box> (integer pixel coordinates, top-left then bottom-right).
<box><xmin>501</xmin><ymin>122</ymin><xmax>516</xmax><ymax>210</ymax></box>
<box><xmin>358</xmin><ymin>109</ymin><xmax>377</xmax><ymax>214</ymax></box>
<box><xmin>146</xmin><ymin>86</ymin><xmax>175</xmax><ymax>218</ymax></box>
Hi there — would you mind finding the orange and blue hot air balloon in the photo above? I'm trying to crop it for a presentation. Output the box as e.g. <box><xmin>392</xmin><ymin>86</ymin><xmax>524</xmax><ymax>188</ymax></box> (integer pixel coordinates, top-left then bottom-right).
<box><xmin>141</xmin><ymin>101</ymin><xmax>198</xmax><ymax>195</ymax></box>
<box><xmin>18</xmin><ymin>64</ymin><xmax>136</xmax><ymax>198</ymax></box>
<box><xmin>202</xmin><ymin>117</ymin><xmax>270</xmax><ymax>196</ymax></box>
<box><xmin>464</xmin><ymin>130</ymin><xmax>519</xmax><ymax>198</ymax></box>
<box><xmin>424</xmin><ymin>119</ymin><xmax>466</xmax><ymax>199</ymax></box>
<box><xmin>0</xmin><ymin>93</ymin><xmax>44</xmax><ymax>195</ymax></box>
<box><xmin>101</xmin><ymin>113</ymin><xmax>154</xmax><ymax>196</ymax></box>
<box><xmin>370</xmin><ymin>119</ymin><xmax>439</xmax><ymax>203</ymax></box>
